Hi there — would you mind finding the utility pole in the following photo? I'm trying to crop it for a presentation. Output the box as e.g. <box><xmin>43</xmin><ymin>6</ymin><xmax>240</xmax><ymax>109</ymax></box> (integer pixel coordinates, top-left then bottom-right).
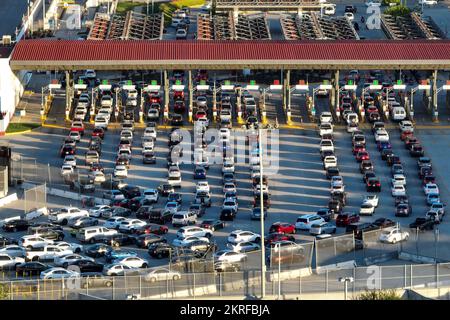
<box><xmin>259</xmin><ymin>128</ymin><xmax>266</xmax><ymax>299</ymax></box>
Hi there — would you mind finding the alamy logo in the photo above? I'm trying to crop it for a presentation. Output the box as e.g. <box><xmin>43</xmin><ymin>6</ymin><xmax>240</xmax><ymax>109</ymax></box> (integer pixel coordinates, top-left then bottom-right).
<box><xmin>366</xmin><ymin>4</ymin><xmax>382</xmax><ymax>30</ymax></box>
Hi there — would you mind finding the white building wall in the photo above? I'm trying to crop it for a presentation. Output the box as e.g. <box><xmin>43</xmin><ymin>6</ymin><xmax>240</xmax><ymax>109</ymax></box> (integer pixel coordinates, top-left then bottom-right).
<box><xmin>0</xmin><ymin>57</ymin><xmax>25</xmax><ymax>135</ymax></box>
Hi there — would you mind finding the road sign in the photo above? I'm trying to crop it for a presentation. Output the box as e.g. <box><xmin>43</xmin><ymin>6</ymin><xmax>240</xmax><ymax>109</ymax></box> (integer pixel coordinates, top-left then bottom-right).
<box><xmin>172</xmin><ymin>85</ymin><xmax>185</xmax><ymax>91</ymax></box>
<box><xmin>344</xmin><ymin>85</ymin><xmax>357</xmax><ymax>90</ymax></box>
<box><xmin>221</xmin><ymin>85</ymin><xmax>235</xmax><ymax>91</ymax></box>
<box><xmin>319</xmin><ymin>84</ymin><xmax>332</xmax><ymax>90</ymax></box>
<box><xmin>49</xmin><ymin>83</ymin><xmax>61</xmax><ymax>89</ymax></box>
<box><xmin>74</xmin><ymin>84</ymin><xmax>87</xmax><ymax>90</ymax></box>
<box><xmin>442</xmin><ymin>85</ymin><xmax>450</xmax><ymax>90</ymax></box>
<box><xmin>146</xmin><ymin>85</ymin><xmax>161</xmax><ymax>91</ymax></box>
<box><xmin>393</xmin><ymin>84</ymin><xmax>406</xmax><ymax>90</ymax></box>
<box><xmin>196</xmin><ymin>85</ymin><xmax>210</xmax><ymax>91</ymax></box>
<box><xmin>418</xmin><ymin>85</ymin><xmax>431</xmax><ymax>90</ymax></box>
<box><xmin>369</xmin><ymin>85</ymin><xmax>382</xmax><ymax>90</ymax></box>
<box><xmin>246</xmin><ymin>85</ymin><xmax>260</xmax><ymax>90</ymax></box>
<box><xmin>269</xmin><ymin>85</ymin><xmax>283</xmax><ymax>90</ymax></box>
<box><xmin>122</xmin><ymin>85</ymin><xmax>135</xmax><ymax>91</ymax></box>
<box><xmin>98</xmin><ymin>84</ymin><xmax>112</xmax><ymax>91</ymax></box>
<box><xmin>295</xmin><ymin>84</ymin><xmax>309</xmax><ymax>90</ymax></box>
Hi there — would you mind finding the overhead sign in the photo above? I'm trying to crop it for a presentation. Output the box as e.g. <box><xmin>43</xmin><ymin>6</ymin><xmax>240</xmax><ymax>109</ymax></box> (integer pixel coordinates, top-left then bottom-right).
<box><xmin>221</xmin><ymin>85</ymin><xmax>235</xmax><ymax>91</ymax></box>
<box><xmin>172</xmin><ymin>85</ymin><xmax>185</xmax><ymax>91</ymax></box>
<box><xmin>269</xmin><ymin>85</ymin><xmax>283</xmax><ymax>90</ymax></box>
<box><xmin>74</xmin><ymin>84</ymin><xmax>87</xmax><ymax>90</ymax></box>
<box><xmin>196</xmin><ymin>85</ymin><xmax>210</xmax><ymax>91</ymax></box>
<box><xmin>369</xmin><ymin>85</ymin><xmax>382</xmax><ymax>90</ymax></box>
<box><xmin>393</xmin><ymin>84</ymin><xmax>406</xmax><ymax>90</ymax></box>
<box><xmin>319</xmin><ymin>84</ymin><xmax>332</xmax><ymax>90</ymax></box>
<box><xmin>295</xmin><ymin>84</ymin><xmax>309</xmax><ymax>90</ymax></box>
<box><xmin>245</xmin><ymin>85</ymin><xmax>260</xmax><ymax>91</ymax></box>
<box><xmin>418</xmin><ymin>84</ymin><xmax>431</xmax><ymax>90</ymax></box>
<box><xmin>122</xmin><ymin>85</ymin><xmax>136</xmax><ymax>91</ymax></box>
<box><xmin>146</xmin><ymin>85</ymin><xmax>161</xmax><ymax>91</ymax></box>
<box><xmin>442</xmin><ymin>85</ymin><xmax>450</xmax><ymax>90</ymax></box>
<box><xmin>344</xmin><ymin>85</ymin><xmax>357</xmax><ymax>90</ymax></box>
<box><xmin>98</xmin><ymin>84</ymin><xmax>112</xmax><ymax>91</ymax></box>
<box><xmin>49</xmin><ymin>83</ymin><xmax>62</xmax><ymax>89</ymax></box>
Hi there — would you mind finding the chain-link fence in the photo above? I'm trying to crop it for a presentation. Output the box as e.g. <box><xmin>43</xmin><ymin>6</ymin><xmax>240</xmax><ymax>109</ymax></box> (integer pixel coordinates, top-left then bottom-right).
<box><xmin>361</xmin><ymin>227</ymin><xmax>401</xmax><ymax>264</ymax></box>
<box><xmin>316</xmin><ymin>233</ymin><xmax>356</xmax><ymax>267</ymax></box>
<box><xmin>2</xmin><ymin>263</ymin><xmax>450</xmax><ymax>300</ymax></box>
<box><xmin>400</xmin><ymin>226</ymin><xmax>450</xmax><ymax>262</ymax></box>
<box><xmin>24</xmin><ymin>183</ymin><xmax>47</xmax><ymax>214</ymax></box>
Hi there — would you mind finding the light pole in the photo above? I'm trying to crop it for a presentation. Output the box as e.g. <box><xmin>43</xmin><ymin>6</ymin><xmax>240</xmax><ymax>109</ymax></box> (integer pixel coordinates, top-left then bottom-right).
<box><xmin>338</xmin><ymin>277</ymin><xmax>354</xmax><ymax>300</ymax></box>
<box><xmin>258</xmin><ymin>127</ymin><xmax>266</xmax><ymax>299</ymax></box>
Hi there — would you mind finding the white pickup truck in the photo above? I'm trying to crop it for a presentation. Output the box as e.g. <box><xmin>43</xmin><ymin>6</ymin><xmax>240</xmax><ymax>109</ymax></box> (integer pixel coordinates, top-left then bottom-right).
<box><xmin>25</xmin><ymin>245</ymin><xmax>73</xmax><ymax>262</ymax></box>
<box><xmin>48</xmin><ymin>207</ymin><xmax>89</xmax><ymax>225</ymax></box>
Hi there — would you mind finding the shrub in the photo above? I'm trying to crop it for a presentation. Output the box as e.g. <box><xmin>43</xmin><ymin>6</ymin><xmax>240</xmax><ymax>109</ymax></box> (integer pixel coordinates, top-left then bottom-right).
<box><xmin>356</xmin><ymin>289</ymin><xmax>402</xmax><ymax>300</ymax></box>
<box><xmin>384</xmin><ymin>5</ymin><xmax>411</xmax><ymax>16</ymax></box>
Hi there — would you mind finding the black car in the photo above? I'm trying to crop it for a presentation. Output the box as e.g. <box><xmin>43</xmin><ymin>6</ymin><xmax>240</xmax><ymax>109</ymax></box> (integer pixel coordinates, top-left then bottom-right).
<box><xmin>143</xmin><ymin>152</ymin><xmax>156</xmax><ymax>164</ymax></box>
<box><xmin>184</xmin><ymin>240</ymin><xmax>217</xmax><ymax>254</ymax></box>
<box><xmin>135</xmin><ymin>234</ymin><xmax>167</xmax><ymax>248</ymax></box>
<box><xmin>158</xmin><ymin>183</ymin><xmax>174</xmax><ymax>197</ymax></box>
<box><xmin>360</xmin><ymin>160</ymin><xmax>374</xmax><ymax>174</ymax></box>
<box><xmin>0</xmin><ymin>235</ymin><xmax>18</xmax><ymax>247</ymax></box>
<box><xmin>27</xmin><ymin>223</ymin><xmax>63</xmax><ymax>234</ymax></box>
<box><xmin>60</xmin><ymin>145</ymin><xmax>75</xmax><ymax>157</ymax></box>
<box><xmin>363</xmin><ymin>171</ymin><xmax>376</xmax><ymax>184</ymax></box>
<box><xmin>409</xmin><ymin>218</ymin><xmax>434</xmax><ymax>231</ymax></box>
<box><xmin>386</xmin><ymin>154</ymin><xmax>401</xmax><ymax>167</ymax></box>
<box><xmin>15</xmin><ymin>262</ymin><xmax>49</xmax><ymax>276</ymax></box>
<box><xmin>381</xmin><ymin>148</ymin><xmax>394</xmax><ymax>161</ymax></box>
<box><xmin>419</xmin><ymin>166</ymin><xmax>432</xmax><ymax>179</ymax></box>
<box><xmin>2</xmin><ymin>219</ymin><xmax>30</xmax><ymax>232</ymax></box>
<box><xmin>345</xmin><ymin>5</ymin><xmax>356</xmax><ymax>13</ymax></box>
<box><xmin>391</xmin><ymin>164</ymin><xmax>404</xmax><ymax>176</ymax></box>
<box><xmin>331</xmin><ymin>191</ymin><xmax>347</xmax><ymax>206</ymax></box>
<box><xmin>119</xmin><ymin>185</ymin><xmax>141</xmax><ymax>199</ymax></box>
<box><xmin>148</xmin><ymin>209</ymin><xmax>173</xmax><ymax>224</ymax></box>
<box><xmin>222</xmin><ymin>172</ymin><xmax>235</xmax><ymax>184</ymax></box>
<box><xmin>320</xmin><ymin>150</ymin><xmax>334</xmax><ymax>160</ymax></box>
<box><xmin>148</xmin><ymin>242</ymin><xmax>174</xmax><ymax>259</ymax></box>
<box><xmin>366</xmin><ymin>177</ymin><xmax>381</xmax><ymax>192</ymax></box>
<box><xmin>417</xmin><ymin>157</ymin><xmax>432</xmax><ymax>169</ymax></box>
<box><xmin>135</xmin><ymin>206</ymin><xmax>153</xmax><ymax>219</ymax></box>
<box><xmin>110</xmin><ymin>206</ymin><xmax>132</xmax><ymax>217</ymax></box>
<box><xmin>328</xmin><ymin>199</ymin><xmax>342</xmax><ymax>214</ymax></box>
<box><xmin>317</xmin><ymin>208</ymin><xmax>333</xmax><ymax>222</ymax></box>
<box><xmin>326</xmin><ymin>167</ymin><xmax>340</xmax><ymax>179</ymax></box>
<box><xmin>116</xmin><ymin>156</ymin><xmax>130</xmax><ymax>168</ymax></box>
<box><xmin>170</xmin><ymin>114</ymin><xmax>183</xmax><ymax>126</ymax></box>
<box><xmin>200</xmin><ymin>219</ymin><xmax>225</xmax><ymax>231</ymax></box>
<box><xmin>68</xmin><ymin>259</ymin><xmax>104</xmax><ymax>273</ymax></box>
<box><xmin>84</xmin><ymin>243</ymin><xmax>112</xmax><ymax>258</ymax></box>
<box><xmin>188</xmin><ymin>203</ymin><xmax>206</xmax><ymax>217</ymax></box>
<box><xmin>167</xmin><ymin>192</ymin><xmax>182</xmax><ymax>205</ymax></box>
<box><xmin>372</xmin><ymin>218</ymin><xmax>396</xmax><ymax>228</ymax></box>
<box><xmin>410</xmin><ymin>144</ymin><xmax>424</xmax><ymax>157</ymax></box>
<box><xmin>214</xmin><ymin>261</ymin><xmax>241</xmax><ymax>273</ymax></box>
<box><xmin>394</xmin><ymin>195</ymin><xmax>409</xmax><ymax>206</ymax></box>
<box><xmin>220</xmin><ymin>208</ymin><xmax>237</xmax><ymax>221</ymax></box>
<box><xmin>395</xmin><ymin>203</ymin><xmax>412</xmax><ymax>217</ymax></box>
<box><xmin>100</xmin><ymin>233</ymin><xmax>135</xmax><ymax>247</ymax></box>
<box><xmin>346</xmin><ymin>223</ymin><xmax>378</xmax><ymax>239</ymax></box>
<box><xmin>35</xmin><ymin>229</ymin><xmax>65</xmax><ymax>241</ymax></box>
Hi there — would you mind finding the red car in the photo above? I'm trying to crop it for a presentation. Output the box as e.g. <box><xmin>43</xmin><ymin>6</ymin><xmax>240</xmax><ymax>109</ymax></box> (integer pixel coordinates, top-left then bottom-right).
<box><xmin>405</xmin><ymin>136</ymin><xmax>419</xmax><ymax>149</ymax></box>
<box><xmin>264</xmin><ymin>233</ymin><xmax>296</xmax><ymax>246</ymax></box>
<box><xmin>173</xmin><ymin>90</ymin><xmax>184</xmax><ymax>100</ymax></box>
<box><xmin>269</xmin><ymin>222</ymin><xmax>296</xmax><ymax>234</ymax></box>
<box><xmin>195</xmin><ymin>110</ymin><xmax>207</xmax><ymax>120</ymax></box>
<box><xmin>352</xmin><ymin>145</ymin><xmax>366</xmax><ymax>155</ymax></box>
<box><xmin>336</xmin><ymin>212</ymin><xmax>360</xmax><ymax>227</ymax></box>
<box><xmin>92</xmin><ymin>127</ymin><xmax>105</xmax><ymax>139</ymax></box>
<box><xmin>70</xmin><ymin>122</ymin><xmax>85</xmax><ymax>135</ymax></box>
<box><xmin>356</xmin><ymin>151</ymin><xmax>370</xmax><ymax>162</ymax></box>
<box><xmin>135</xmin><ymin>223</ymin><xmax>168</xmax><ymax>235</ymax></box>
<box><xmin>90</xmin><ymin>163</ymin><xmax>104</xmax><ymax>172</ymax></box>
<box><xmin>366</xmin><ymin>105</ymin><xmax>378</xmax><ymax>114</ymax></box>
<box><xmin>148</xmin><ymin>93</ymin><xmax>161</xmax><ymax>104</ymax></box>
<box><xmin>400</xmin><ymin>130</ymin><xmax>413</xmax><ymax>141</ymax></box>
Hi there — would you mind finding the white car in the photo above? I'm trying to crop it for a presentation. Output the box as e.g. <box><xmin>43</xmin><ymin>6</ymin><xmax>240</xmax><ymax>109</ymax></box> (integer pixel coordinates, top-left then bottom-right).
<box><xmin>144</xmin><ymin>268</ymin><xmax>181</xmax><ymax>282</ymax></box>
<box><xmin>419</xmin><ymin>0</ymin><xmax>437</xmax><ymax>5</ymax></box>
<box><xmin>54</xmin><ymin>253</ymin><xmax>94</xmax><ymax>267</ymax></box>
<box><xmin>323</xmin><ymin>156</ymin><xmax>337</xmax><ymax>169</ymax></box>
<box><xmin>424</xmin><ymin>183</ymin><xmax>439</xmax><ymax>196</ymax></box>
<box><xmin>379</xmin><ymin>227</ymin><xmax>409</xmax><ymax>244</ymax></box>
<box><xmin>176</xmin><ymin>226</ymin><xmax>213</xmax><ymax>239</ymax></box>
<box><xmin>374</xmin><ymin>129</ymin><xmax>390</xmax><ymax>142</ymax></box>
<box><xmin>360</xmin><ymin>202</ymin><xmax>375</xmax><ymax>216</ymax></box>
<box><xmin>89</xmin><ymin>205</ymin><xmax>111</xmax><ymax>218</ymax></box>
<box><xmin>0</xmin><ymin>245</ymin><xmax>26</xmax><ymax>258</ymax></box>
<box><xmin>319</xmin><ymin>123</ymin><xmax>333</xmax><ymax>136</ymax></box>
<box><xmin>399</xmin><ymin>120</ymin><xmax>414</xmax><ymax>133</ymax></box>
<box><xmin>323</xmin><ymin>5</ymin><xmax>336</xmax><ymax>15</ymax></box>
<box><xmin>120</xmin><ymin>129</ymin><xmax>133</xmax><ymax>140</ymax></box>
<box><xmin>115</xmin><ymin>256</ymin><xmax>149</xmax><ymax>268</ymax></box>
<box><xmin>118</xmin><ymin>219</ymin><xmax>147</xmax><ymax>233</ymax></box>
<box><xmin>114</xmin><ymin>165</ymin><xmax>128</xmax><ymax>178</ymax></box>
<box><xmin>363</xmin><ymin>195</ymin><xmax>379</xmax><ymax>207</ymax></box>
<box><xmin>103</xmin><ymin>217</ymin><xmax>127</xmax><ymax>229</ymax></box>
<box><xmin>94</xmin><ymin>116</ymin><xmax>108</xmax><ymax>129</ymax></box>
<box><xmin>222</xmin><ymin>163</ymin><xmax>235</xmax><ymax>174</ymax></box>
<box><xmin>331</xmin><ymin>175</ymin><xmax>344</xmax><ymax>188</ymax></box>
<box><xmin>54</xmin><ymin>242</ymin><xmax>83</xmax><ymax>254</ymax></box>
<box><xmin>226</xmin><ymin>242</ymin><xmax>260</xmax><ymax>253</ymax></box>
<box><xmin>214</xmin><ymin>250</ymin><xmax>247</xmax><ymax>263</ymax></box>
<box><xmin>222</xmin><ymin>198</ymin><xmax>238</xmax><ymax>212</ymax></box>
<box><xmin>320</xmin><ymin>139</ymin><xmax>334</xmax><ymax>153</ymax></box>
<box><xmin>19</xmin><ymin>235</ymin><xmax>53</xmax><ymax>249</ymax></box>
<box><xmin>172</xmin><ymin>236</ymin><xmax>210</xmax><ymax>247</ymax></box>
<box><xmin>142</xmin><ymin>145</ymin><xmax>154</xmax><ymax>154</ymax></box>
<box><xmin>391</xmin><ymin>174</ymin><xmax>406</xmax><ymax>187</ymax></box>
<box><xmin>0</xmin><ymin>254</ymin><xmax>25</xmax><ymax>269</ymax></box>
<box><xmin>40</xmin><ymin>267</ymin><xmax>79</xmax><ymax>280</ymax></box>
<box><xmin>60</xmin><ymin>164</ymin><xmax>74</xmax><ymax>176</ymax></box>
<box><xmin>63</xmin><ymin>155</ymin><xmax>77</xmax><ymax>168</ymax></box>
<box><xmin>196</xmin><ymin>181</ymin><xmax>210</xmax><ymax>193</ymax></box>
<box><xmin>143</xmin><ymin>127</ymin><xmax>157</xmax><ymax>139</ymax></box>
<box><xmin>391</xmin><ymin>185</ymin><xmax>406</xmax><ymax>197</ymax></box>
<box><xmin>103</xmin><ymin>263</ymin><xmax>135</xmax><ymax>276</ymax></box>
<box><xmin>295</xmin><ymin>214</ymin><xmax>325</xmax><ymax>231</ymax></box>
<box><xmin>143</xmin><ymin>189</ymin><xmax>159</xmax><ymax>203</ymax></box>
<box><xmin>91</xmin><ymin>171</ymin><xmax>106</xmax><ymax>183</ymax></box>
<box><xmin>165</xmin><ymin>201</ymin><xmax>181</xmax><ymax>214</ymax></box>
<box><xmin>344</xmin><ymin>12</ymin><xmax>354</xmax><ymax>21</ymax></box>
<box><xmin>68</xmin><ymin>131</ymin><xmax>81</xmax><ymax>142</ymax></box>
<box><xmin>320</xmin><ymin>112</ymin><xmax>333</xmax><ymax>123</ymax></box>
<box><xmin>227</xmin><ymin>230</ymin><xmax>260</xmax><ymax>244</ymax></box>
<box><xmin>100</xmin><ymin>95</ymin><xmax>112</xmax><ymax>107</ymax></box>
<box><xmin>223</xmin><ymin>182</ymin><xmax>237</xmax><ymax>193</ymax></box>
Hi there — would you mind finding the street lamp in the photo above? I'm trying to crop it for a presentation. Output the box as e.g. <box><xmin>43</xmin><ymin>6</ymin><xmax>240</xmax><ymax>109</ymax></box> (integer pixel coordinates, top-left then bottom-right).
<box><xmin>338</xmin><ymin>277</ymin><xmax>354</xmax><ymax>300</ymax></box>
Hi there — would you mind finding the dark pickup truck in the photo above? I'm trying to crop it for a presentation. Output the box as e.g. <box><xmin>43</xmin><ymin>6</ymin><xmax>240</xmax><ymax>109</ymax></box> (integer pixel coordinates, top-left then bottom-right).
<box><xmin>409</xmin><ymin>218</ymin><xmax>435</xmax><ymax>231</ymax></box>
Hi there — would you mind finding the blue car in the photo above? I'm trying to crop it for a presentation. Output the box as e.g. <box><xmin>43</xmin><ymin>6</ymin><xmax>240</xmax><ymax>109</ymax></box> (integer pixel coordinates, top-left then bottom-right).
<box><xmin>194</xmin><ymin>167</ymin><xmax>206</xmax><ymax>179</ymax></box>
<box><xmin>427</xmin><ymin>193</ymin><xmax>440</xmax><ymax>206</ymax></box>
<box><xmin>377</xmin><ymin>140</ymin><xmax>392</xmax><ymax>151</ymax></box>
<box><xmin>105</xmin><ymin>249</ymin><xmax>137</xmax><ymax>263</ymax></box>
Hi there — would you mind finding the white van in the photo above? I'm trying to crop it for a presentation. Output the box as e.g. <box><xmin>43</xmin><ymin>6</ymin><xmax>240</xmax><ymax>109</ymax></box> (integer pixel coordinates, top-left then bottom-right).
<box><xmin>172</xmin><ymin>211</ymin><xmax>197</xmax><ymax>227</ymax></box>
<box><xmin>76</xmin><ymin>226</ymin><xmax>118</xmax><ymax>243</ymax></box>
<box><xmin>295</xmin><ymin>214</ymin><xmax>325</xmax><ymax>231</ymax></box>
<box><xmin>391</xmin><ymin>106</ymin><xmax>406</xmax><ymax>121</ymax></box>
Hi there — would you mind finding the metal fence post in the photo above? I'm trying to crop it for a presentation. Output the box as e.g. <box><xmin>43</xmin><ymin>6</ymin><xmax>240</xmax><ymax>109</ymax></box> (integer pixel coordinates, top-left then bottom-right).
<box><xmin>436</xmin><ymin>264</ymin><xmax>439</xmax><ymax>288</ymax></box>
<box><xmin>112</xmin><ymin>277</ymin><xmax>115</xmax><ymax>300</ymax></box>
<box><xmin>193</xmin><ymin>273</ymin><xmax>196</xmax><ymax>299</ymax></box>
<box><xmin>410</xmin><ymin>264</ymin><xmax>413</xmax><ymax>287</ymax></box>
<box><xmin>219</xmin><ymin>273</ymin><xmax>222</xmax><ymax>297</ymax></box>
<box><xmin>140</xmin><ymin>275</ymin><xmax>142</xmax><ymax>297</ymax></box>
<box><xmin>379</xmin><ymin>266</ymin><xmax>382</xmax><ymax>290</ymax></box>
<box><xmin>326</xmin><ymin>269</ymin><xmax>328</xmax><ymax>294</ymax></box>
<box><xmin>37</xmin><ymin>279</ymin><xmax>40</xmax><ymax>300</ymax></box>
<box><xmin>299</xmin><ymin>272</ymin><xmax>302</xmax><ymax>298</ymax></box>
<box><xmin>404</xmin><ymin>264</ymin><xmax>407</xmax><ymax>288</ymax></box>
<box><xmin>10</xmin><ymin>281</ymin><xmax>13</xmax><ymax>300</ymax></box>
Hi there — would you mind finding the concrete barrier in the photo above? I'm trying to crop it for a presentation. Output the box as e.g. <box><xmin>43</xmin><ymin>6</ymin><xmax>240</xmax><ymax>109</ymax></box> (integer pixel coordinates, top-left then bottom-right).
<box><xmin>364</xmin><ymin>252</ymin><xmax>398</xmax><ymax>265</ymax></box>
<box><xmin>315</xmin><ymin>260</ymin><xmax>356</xmax><ymax>275</ymax></box>
<box><xmin>269</xmin><ymin>267</ymin><xmax>312</xmax><ymax>282</ymax></box>
<box><xmin>0</xmin><ymin>193</ymin><xmax>18</xmax><ymax>207</ymax></box>
<box><xmin>399</xmin><ymin>252</ymin><xmax>437</xmax><ymax>264</ymax></box>
<box><xmin>142</xmin><ymin>284</ymin><xmax>217</xmax><ymax>299</ymax></box>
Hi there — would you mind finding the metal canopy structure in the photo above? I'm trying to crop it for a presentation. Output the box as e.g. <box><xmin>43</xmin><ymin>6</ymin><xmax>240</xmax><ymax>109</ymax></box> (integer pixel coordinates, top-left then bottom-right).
<box><xmin>215</xmin><ymin>0</ymin><xmax>322</xmax><ymax>11</ymax></box>
<box><xmin>9</xmin><ymin>39</ymin><xmax>450</xmax><ymax>71</ymax></box>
